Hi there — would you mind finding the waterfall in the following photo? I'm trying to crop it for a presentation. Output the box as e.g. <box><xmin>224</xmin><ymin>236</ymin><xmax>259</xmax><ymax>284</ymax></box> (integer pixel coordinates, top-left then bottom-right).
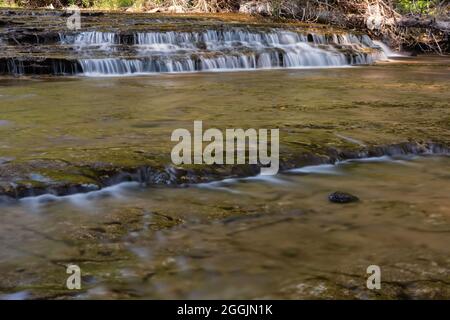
<box><xmin>6</xmin><ymin>58</ymin><xmax>24</xmax><ymax>75</ymax></box>
<box><xmin>60</xmin><ymin>31</ymin><xmax>119</xmax><ymax>46</ymax></box>
<box><xmin>78</xmin><ymin>58</ymin><xmax>197</xmax><ymax>75</ymax></box>
<box><xmin>2</xmin><ymin>27</ymin><xmax>389</xmax><ymax>76</ymax></box>
<box><xmin>72</xmin><ymin>28</ymin><xmax>387</xmax><ymax>76</ymax></box>
<box><xmin>59</xmin><ymin>31</ymin><xmax>119</xmax><ymax>52</ymax></box>
<box><xmin>373</xmin><ymin>40</ymin><xmax>403</xmax><ymax>58</ymax></box>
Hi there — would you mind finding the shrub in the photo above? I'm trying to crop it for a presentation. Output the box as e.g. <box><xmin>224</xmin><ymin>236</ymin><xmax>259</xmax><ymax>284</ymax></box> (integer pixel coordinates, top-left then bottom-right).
<box><xmin>396</xmin><ymin>0</ymin><xmax>437</xmax><ymax>14</ymax></box>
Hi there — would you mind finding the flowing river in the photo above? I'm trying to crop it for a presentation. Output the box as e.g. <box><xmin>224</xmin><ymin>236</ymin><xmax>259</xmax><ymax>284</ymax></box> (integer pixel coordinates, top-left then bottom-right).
<box><xmin>0</xmin><ymin>9</ymin><xmax>449</xmax><ymax>299</ymax></box>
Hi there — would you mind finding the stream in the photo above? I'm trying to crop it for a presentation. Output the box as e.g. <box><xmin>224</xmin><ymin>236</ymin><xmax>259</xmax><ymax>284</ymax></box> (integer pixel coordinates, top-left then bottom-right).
<box><xmin>0</xmin><ymin>9</ymin><xmax>449</xmax><ymax>299</ymax></box>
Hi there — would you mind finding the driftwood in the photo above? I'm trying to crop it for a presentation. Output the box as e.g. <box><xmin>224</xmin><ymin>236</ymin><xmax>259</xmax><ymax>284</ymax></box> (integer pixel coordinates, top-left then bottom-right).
<box><xmin>397</xmin><ymin>16</ymin><xmax>450</xmax><ymax>32</ymax></box>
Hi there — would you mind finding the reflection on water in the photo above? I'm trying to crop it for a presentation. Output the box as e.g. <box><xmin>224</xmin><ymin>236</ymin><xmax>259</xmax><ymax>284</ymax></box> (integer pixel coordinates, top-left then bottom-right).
<box><xmin>1</xmin><ymin>155</ymin><xmax>449</xmax><ymax>299</ymax></box>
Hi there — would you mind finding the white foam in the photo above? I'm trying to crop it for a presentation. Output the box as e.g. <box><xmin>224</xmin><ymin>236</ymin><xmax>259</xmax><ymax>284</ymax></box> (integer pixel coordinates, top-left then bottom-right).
<box><xmin>338</xmin><ymin>155</ymin><xmax>415</xmax><ymax>164</ymax></box>
<box><xmin>195</xmin><ymin>155</ymin><xmax>417</xmax><ymax>192</ymax></box>
<box><xmin>5</xmin><ymin>155</ymin><xmax>431</xmax><ymax>203</ymax></box>
<box><xmin>19</xmin><ymin>182</ymin><xmax>139</xmax><ymax>208</ymax></box>
<box><xmin>0</xmin><ymin>291</ymin><xmax>29</xmax><ymax>300</ymax></box>
<box><xmin>288</xmin><ymin>164</ymin><xmax>340</xmax><ymax>175</ymax></box>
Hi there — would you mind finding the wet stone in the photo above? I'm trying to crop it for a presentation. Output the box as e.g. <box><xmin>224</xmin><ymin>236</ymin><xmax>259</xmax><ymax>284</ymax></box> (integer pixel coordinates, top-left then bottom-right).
<box><xmin>328</xmin><ymin>191</ymin><xmax>359</xmax><ymax>204</ymax></box>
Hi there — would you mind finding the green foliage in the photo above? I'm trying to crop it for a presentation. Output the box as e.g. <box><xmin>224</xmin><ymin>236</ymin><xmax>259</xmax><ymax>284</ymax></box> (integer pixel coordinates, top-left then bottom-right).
<box><xmin>0</xmin><ymin>0</ymin><xmax>19</xmax><ymax>7</ymax></box>
<box><xmin>396</xmin><ymin>0</ymin><xmax>437</xmax><ymax>14</ymax></box>
<box><xmin>92</xmin><ymin>0</ymin><xmax>134</xmax><ymax>8</ymax></box>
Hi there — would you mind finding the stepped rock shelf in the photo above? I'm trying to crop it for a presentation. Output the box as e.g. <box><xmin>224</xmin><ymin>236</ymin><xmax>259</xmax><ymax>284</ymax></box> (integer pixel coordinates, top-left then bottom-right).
<box><xmin>0</xmin><ymin>9</ymin><xmax>387</xmax><ymax>76</ymax></box>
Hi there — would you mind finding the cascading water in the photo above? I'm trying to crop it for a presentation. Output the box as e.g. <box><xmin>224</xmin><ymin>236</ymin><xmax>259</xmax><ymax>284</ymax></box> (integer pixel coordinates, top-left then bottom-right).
<box><xmin>59</xmin><ymin>31</ymin><xmax>118</xmax><ymax>51</ymax></box>
<box><xmin>373</xmin><ymin>40</ymin><xmax>404</xmax><ymax>57</ymax></box>
<box><xmin>72</xmin><ymin>28</ymin><xmax>388</xmax><ymax>75</ymax></box>
<box><xmin>60</xmin><ymin>27</ymin><xmax>386</xmax><ymax>76</ymax></box>
<box><xmin>0</xmin><ymin>24</ymin><xmax>394</xmax><ymax>76</ymax></box>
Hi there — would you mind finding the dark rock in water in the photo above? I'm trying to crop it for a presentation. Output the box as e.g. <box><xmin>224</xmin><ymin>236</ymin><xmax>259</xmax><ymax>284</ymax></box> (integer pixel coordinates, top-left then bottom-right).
<box><xmin>328</xmin><ymin>191</ymin><xmax>359</xmax><ymax>203</ymax></box>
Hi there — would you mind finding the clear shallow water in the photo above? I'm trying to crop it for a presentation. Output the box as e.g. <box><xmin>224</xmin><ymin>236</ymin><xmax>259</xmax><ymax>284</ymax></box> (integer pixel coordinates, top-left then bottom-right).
<box><xmin>1</xmin><ymin>155</ymin><xmax>449</xmax><ymax>299</ymax></box>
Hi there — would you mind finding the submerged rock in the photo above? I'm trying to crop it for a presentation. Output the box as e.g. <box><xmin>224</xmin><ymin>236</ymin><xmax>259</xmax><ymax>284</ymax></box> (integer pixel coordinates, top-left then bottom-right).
<box><xmin>328</xmin><ymin>191</ymin><xmax>359</xmax><ymax>204</ymax></box>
